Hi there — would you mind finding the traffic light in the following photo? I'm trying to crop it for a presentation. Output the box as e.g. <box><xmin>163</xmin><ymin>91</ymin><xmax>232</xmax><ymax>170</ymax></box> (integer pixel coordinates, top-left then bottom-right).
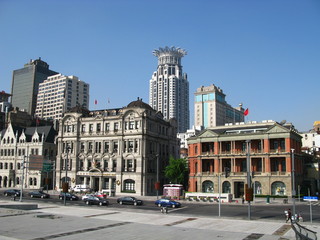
<box><xmin>224</xmin><ymin>167</ymin><xmax>230</xmax><ymax>178</ymax></box>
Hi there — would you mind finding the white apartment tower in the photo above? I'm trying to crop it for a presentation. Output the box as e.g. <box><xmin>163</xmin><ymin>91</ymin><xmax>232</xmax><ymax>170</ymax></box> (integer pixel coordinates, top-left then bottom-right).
<box><xmin>149</xmin><ymin>46</ymin><xmax>189</xmax><ymax>133</ymax></box>
<box><xmin>35</xmin><ymin>74</ymin><xmax>89</xmax><ymax>121</ymax></box>
<box><xmin>195</xmin><ymin>84</ymin><xmax>245</xmax><ymax>128</ymax></box>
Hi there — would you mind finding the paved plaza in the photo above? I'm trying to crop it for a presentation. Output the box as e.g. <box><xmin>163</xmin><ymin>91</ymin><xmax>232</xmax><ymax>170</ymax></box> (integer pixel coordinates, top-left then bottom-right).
<box><xmin>0</xmin><ymin>200</ymin><xmax>319</xmax><ymax>240</ymax></box>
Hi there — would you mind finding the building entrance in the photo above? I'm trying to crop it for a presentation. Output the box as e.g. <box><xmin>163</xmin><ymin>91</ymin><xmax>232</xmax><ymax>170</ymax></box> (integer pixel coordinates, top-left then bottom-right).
<box><xmin>234</xmin><ymin>181</ymin><xmax>244</xmax><ymax>198</ymax></box>
<box><xmin>93</xmin><ymin>177</ymin><xmax>99</xmax><ymax>192</ymax></box>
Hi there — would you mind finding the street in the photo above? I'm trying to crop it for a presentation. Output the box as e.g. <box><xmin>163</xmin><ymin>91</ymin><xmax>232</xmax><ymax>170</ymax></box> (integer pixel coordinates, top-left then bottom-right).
<box><xmin>1</xmin><ymin>190</ymin><xmax>319</xmax><ymax>223</ymax></box>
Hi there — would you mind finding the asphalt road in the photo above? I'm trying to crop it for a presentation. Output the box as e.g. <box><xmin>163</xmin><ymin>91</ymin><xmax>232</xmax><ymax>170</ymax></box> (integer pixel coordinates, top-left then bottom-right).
<box><xmin>1</xmin><ymin>190</ymin><xmax>319</xmax><ymax>223</ymax></box>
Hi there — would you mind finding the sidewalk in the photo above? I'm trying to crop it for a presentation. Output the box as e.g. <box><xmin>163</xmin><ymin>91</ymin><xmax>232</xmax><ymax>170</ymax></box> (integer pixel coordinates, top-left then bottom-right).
<box><xmin>0</xmin><ymin>200</ymin><xmax>319</xmax><ymax>240</ymax></box>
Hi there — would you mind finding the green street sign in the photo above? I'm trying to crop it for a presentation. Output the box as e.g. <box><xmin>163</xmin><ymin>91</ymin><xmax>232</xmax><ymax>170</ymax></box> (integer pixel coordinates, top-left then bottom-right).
<box><xmin>42</xmin><ymin>162</ymin><xmax>53</xmax><ymax>172</ymax></box>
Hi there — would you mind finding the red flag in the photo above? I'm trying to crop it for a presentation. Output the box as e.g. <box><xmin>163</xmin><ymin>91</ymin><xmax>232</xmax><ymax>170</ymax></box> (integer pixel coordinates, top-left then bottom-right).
<box><xmin>244</xmin><ymin>108</ymin><xmax>249</xmax><ymax>116</ymax></box>
<box><xmin>94</xmin><ymin>99</ymin><xmax>98</xmax><ymax>105</ymax></box>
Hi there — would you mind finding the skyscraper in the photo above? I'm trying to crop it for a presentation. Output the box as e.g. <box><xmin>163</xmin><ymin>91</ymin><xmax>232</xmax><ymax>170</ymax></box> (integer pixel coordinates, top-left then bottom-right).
<box><xmin>35</xmin><ymin>74</ymin><xmax>89</xmax><ymax>121</ymax></box>
<box><xmin>149</xmin><ymin>46</ymin><xmax>189</xmax><ymax>133</ymax></box>
<box><xmin>194</xmin><ymin>84</ymin><xmax>245</xmax><ymax>128</ymax></box>
<box><xmin>11</xmin><ymin>58</ymin><xmax>58</xmax><ymax>116</ymax></box>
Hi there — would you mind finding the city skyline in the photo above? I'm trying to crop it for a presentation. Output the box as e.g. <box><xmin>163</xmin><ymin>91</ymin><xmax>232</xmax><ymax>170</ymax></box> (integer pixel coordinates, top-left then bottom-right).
<box><xmin>0</xmin><ymin>1</ymin><xmax>319</xmax><ymax>132</ymax></box>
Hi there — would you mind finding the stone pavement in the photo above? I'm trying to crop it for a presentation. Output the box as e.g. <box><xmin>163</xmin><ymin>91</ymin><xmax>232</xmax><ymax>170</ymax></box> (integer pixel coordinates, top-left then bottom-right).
<box><xmin>0</xmin><ymin>200</ymin><xmax>319</xmax><ymax>240</ymax></box>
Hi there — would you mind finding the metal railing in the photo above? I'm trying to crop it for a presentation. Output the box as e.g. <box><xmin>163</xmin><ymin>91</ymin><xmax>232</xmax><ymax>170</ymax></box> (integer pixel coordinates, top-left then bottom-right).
<box><xmin>292</xmin><ymin>222</ymin><xmax>317</xmax><ymax>240</ymax></box>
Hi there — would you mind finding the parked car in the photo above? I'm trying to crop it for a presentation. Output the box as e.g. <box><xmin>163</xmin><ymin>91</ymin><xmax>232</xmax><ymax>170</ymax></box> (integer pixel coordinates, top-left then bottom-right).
<box><xmin>117</xmin><ymin>196</ymin><xmax>143</xmax><ymax>206</ymax></box>
<box><xmin>59</xmin><ymin>192</ymin><xmax>79</xmax><ymax>201</ymax></box>
<box><xmin>3</xmin><ymin>189</ymin><xmax>21</xmax><ymax>197</ymax></box>
<box><xmin>155</xmin><ymin>198</ymin><xmax>181</xmax><ymax>208</ymax></box>
<box><xmin>94</xmin><ymin>192</ymin><xmax>107</xmax><ymax>198</ymax></box>
<box><xmin>82</xmin><ymin>194</ymin><xmax>95</xmax><ymax>201</ymax></box>
<box><xmin>28</xmin><ymin>191</ymin><xmax>50</xmax><ymax>199</ymax></box>
<box><xmin>84</xmin><ymin>196</ymin><xmax>109</xmax><ymax>206</ymax></box>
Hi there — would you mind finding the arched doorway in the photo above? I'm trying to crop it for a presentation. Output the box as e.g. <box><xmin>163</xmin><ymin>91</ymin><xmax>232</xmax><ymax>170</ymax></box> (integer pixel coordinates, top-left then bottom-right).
<box><xmin>202</xmin><ymin>180</ymin><xmax>214</xmax><ymax>193</ymax></box>
<box><xmin>271</xmin><ymin>181</ymin><xmax>286</xmax><ymax>195</ymax></box>
<box><xmin>254</xmin><ymin>181</ymin><xmax>262</xmax><ymax>194</ymax></box>
<box><xmin>222</xmin><ymin>181</ymin><xmax>231</xmax><ymax>193</ymax></box>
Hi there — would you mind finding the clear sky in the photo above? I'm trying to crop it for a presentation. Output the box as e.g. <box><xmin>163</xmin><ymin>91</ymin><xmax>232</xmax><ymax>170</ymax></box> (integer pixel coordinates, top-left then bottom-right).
<box><xmin>0</xmin><ymin>0</ymin><xmax>319</xmax><ymax>132</ymax></box>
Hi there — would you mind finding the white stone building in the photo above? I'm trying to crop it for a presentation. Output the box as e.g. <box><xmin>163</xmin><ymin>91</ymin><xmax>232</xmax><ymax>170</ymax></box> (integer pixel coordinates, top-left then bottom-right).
<box><xmin>35</xmin><ymin>74</ymin><xmax>89</xmax><ymax>121</ymax></box>
<box><xmin>55</xmin><ymin>99</ymin><xmax>179</xmax><ymax>196</ymax></box>
<box><xmin>0</xmin><ymin>123</ymin><xmax>57</xmax><ymax>189</ymax></box>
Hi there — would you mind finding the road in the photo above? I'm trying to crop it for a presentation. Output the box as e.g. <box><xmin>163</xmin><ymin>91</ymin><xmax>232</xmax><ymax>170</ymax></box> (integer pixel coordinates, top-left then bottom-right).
<box><xmin>0</xmin><ymin>190</ymin><xmax>319</xmax><ymax>223</ymax></box>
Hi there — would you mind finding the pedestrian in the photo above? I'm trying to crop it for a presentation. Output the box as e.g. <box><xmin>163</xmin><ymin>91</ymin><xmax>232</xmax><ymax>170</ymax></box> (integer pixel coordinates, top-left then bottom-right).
<box><xmin>285</xmin><ymin>208</ymin><xmax>292</xmax><ymax>223</ymax></box>
<box><xmin>242</xmin><ymin>196</ymin><xmax>245</xmax><ymax>204</ymax></box>
<box><xmin>160</xmin><ymin>203</ymin><xmax>168</xmax><ymax>214</ymax></box>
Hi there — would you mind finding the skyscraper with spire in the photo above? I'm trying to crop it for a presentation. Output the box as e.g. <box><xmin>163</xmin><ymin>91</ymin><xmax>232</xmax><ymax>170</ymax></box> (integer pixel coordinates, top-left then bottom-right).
<box><xmin>149</xmin><ymin>46</ymin><xmax>189</xmax><ymax>133</ymax></box>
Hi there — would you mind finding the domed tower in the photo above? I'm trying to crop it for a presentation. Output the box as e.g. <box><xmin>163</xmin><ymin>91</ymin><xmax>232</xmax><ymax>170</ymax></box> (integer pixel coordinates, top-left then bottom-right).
<box><xmin>149</xmin><ymin>46</ymin><xmax>189</xmax><ymax>133</ymax></box>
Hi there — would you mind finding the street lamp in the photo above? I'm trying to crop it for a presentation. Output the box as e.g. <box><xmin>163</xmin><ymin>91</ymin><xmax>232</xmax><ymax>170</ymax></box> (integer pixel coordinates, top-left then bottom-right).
<box><xmin>291</xmin><ymin>148</ymin><xmax>296</xmax><ymax>218</ymax></box>
<box><xmin>19</xmin><ymin>156</ymin><xmax>26</xmax><ymax>202</ymax></box>
<box><xmin>156</xmin><ymin>154</ymin><xmax>159</xmax><ymax>199</ymax></box>
<box><xmin>63</xmin><ymin>146</ymin><xmax>71</xmax><ymax>206</ymax></box>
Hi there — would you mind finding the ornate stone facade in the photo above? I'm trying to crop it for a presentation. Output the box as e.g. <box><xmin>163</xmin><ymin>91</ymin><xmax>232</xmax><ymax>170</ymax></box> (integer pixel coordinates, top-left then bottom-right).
<box><xmin>56</xmin><ymin>99</ymin><xmax>179</xmax><ymax>196</ymax></box>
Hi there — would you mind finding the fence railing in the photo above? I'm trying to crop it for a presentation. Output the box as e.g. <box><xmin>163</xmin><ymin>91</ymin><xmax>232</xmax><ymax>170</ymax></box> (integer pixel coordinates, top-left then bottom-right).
<box><xmin>292</xmin><ymin>222</ymin><xmax>317</xmax><ymax>240</ymax></box>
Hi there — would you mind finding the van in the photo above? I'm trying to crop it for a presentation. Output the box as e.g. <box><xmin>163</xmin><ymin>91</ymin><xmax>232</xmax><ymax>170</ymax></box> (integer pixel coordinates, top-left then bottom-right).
<box><xmin>72</xmin><ymin>185</ymin><xmax>91</xmax><ymax>193</ymax></box>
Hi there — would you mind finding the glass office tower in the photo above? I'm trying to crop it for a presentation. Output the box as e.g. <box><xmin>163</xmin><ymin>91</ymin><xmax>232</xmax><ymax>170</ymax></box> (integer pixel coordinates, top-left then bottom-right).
<box><xmin>11</xmin><ymin>58</ymin><xmax>58</xmax><ymax>116</ymax></box>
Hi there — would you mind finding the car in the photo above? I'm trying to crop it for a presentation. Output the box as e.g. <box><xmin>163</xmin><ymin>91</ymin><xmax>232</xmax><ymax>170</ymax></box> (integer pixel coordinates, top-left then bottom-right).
<box><xmin>28</xmin><ymin>190</ymin><xmax>50</xmax><ymax>198</ymax></box>
<box><xmin>117</xmin><ymin>196</ymin><xmax>143</xmax><ymax>206</ymax></box>
<box><xmin>59</xmin><ymin>192</ymin><xmax>79</xmax><ymax>201</ymax></box>
<box><xmin>84</xmin><ymin>196</ymin><xmax>109</xmax><ymax>206</ymax></box>
<box><xmin>94</xmin><ymin>192</ymin><xmax>107</xmax><ymax>198</ymax></box>
<box><xmin>3</xmin><ymin>189</ymin><xmax>21</xmax><ymax>197</ymax></box>
<box><xmin>82</xmin><ymin>194</ymin><xmax>95</xmax><ymax>201</ymax></box>
<box><xmin>155</xmin><ymin>198</ymin><xmax>181</xmax><ymax>208</ymax></box>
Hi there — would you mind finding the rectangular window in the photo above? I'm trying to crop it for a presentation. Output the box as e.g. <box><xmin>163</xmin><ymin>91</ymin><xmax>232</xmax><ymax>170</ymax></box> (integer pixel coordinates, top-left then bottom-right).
<box><xmin>89</xmin><ymin>124</ymin><xmax>93</xmax><ymax>132</ymax></box>
<box><xmin>114</xmin><ymin>122</ymin><xmax>119</xmax><ymax>131</ymax></box>
<box><xmin>81</xmin><ymin>124</ymin><xmax>86</xmax><ymax>132</ymax></box>
<box><xmin>97</xmin><ymin>123</ymin><xmax>101</xmax><ymax>132</ymax></box>
<box><xmin>129</xmin><ymin>121</ymin><xmax>134</xmax><ymax>130</ymax></box>
<box><xmin>104</xmin><ymin>142</ymin><xmax>109</xmax><ymax>153</ymax></box>
<box><xmin>105</xmin><ymin>123</ymin><xmax>110</xmax><ymax>131</ymax></box>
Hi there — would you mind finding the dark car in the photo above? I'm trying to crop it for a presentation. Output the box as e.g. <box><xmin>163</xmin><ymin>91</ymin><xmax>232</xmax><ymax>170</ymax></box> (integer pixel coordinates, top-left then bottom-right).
<box><xmin>155</xmin><ymin>198</ymin><xmax>181</xmax><ymax>208</ymax></box>
<box><xmin>59</xmin><ymin>192</ymin><xmax>79</xmax><ymax>201</ymax></box>
<box><xmin>28</xmin><ymin>191</ymin><xmax>50</xmax><ymax>198</ymax></box>
<box><xmin>4</xmin><ymin>189</ymin><xmax>21</xmax><ymax>197</ymax></box>
<box><xmin>84</xmin><ymin>196</ymin><xmax>109</xmax><ymax>206</ymax></box>
<box><xmin>117</xmin><ymin>196</ymin><xmax>143</xmax><ymax>206</ymax></box>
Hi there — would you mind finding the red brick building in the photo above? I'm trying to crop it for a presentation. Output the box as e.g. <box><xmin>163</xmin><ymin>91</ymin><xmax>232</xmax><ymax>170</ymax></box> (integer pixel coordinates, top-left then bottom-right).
<box><xmin>187</xmin><ymin>121</ymin><xmax>303</xmax><ymax>198</ymax></box>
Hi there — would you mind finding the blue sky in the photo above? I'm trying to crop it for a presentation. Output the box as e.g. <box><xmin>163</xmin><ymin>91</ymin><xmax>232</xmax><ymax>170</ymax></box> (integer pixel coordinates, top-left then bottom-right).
<box><xmin>0</xmin><ymin>0</ymin><xmax>319</xmax><ymax>132</ymax></box>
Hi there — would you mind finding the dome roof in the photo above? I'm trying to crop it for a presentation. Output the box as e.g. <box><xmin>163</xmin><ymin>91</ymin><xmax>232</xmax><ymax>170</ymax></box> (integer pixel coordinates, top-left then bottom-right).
<box><xmin>127</xmin><ymin>98</ymin><xmax>153</xmax><ymax>111</ymax></box>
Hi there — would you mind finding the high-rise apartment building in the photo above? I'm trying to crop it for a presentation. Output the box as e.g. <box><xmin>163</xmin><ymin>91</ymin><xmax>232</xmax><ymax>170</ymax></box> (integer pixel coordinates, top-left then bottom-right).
<box><xmin>35</xmin><ymin>74</ymin><xmax>89</xmax><ymax>121</ymax></box>
<box><xmin>194</xmin><ymin>84</ymin><xmax>245</xmax><ymax>128</ymax></box>
<box><xmin>11</xmin><ymin>58</ymin><xmax>58</xmax><ymax>116</ymax></box>
<box><xmin>149</xmin><ymin>46</ymin><xmax>189</xmax><ymax>133</ymax></box>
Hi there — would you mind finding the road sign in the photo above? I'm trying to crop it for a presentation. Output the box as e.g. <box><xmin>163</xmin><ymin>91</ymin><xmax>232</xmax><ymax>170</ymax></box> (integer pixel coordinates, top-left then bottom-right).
<box><xmin>303</xmin><ymin>196</ymin><xmax>318</xmax><ymax>201</ymax></box>
<box><xmin>42</xmin><ymin>162</ymin><xmax>53</xmax><ymax>172</ymax></box>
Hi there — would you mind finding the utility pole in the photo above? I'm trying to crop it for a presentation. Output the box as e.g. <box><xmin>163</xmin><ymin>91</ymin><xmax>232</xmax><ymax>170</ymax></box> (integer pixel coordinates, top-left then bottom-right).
<box><xmin>156</xmin><ymin>154</ymin><xmax>159</xmax><ymax>199</ymax></box>
<box><xmin>63</xmin><ymin>146</ymin><xmax>70</xmax><ymax>206</ymax></box>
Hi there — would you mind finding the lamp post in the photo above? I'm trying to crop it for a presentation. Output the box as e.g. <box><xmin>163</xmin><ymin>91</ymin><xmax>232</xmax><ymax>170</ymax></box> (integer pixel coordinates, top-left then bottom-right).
<box><xmin>64</xmin><ymin>146</ymin><xmax>70</xmax><ymax>206</ymax></box>
<box><xmin>246</xmin><ymin>140</ymin><xmax>251</xmax><ymax>220</ymax></box>
<box><xmin>291</xmin><ymin>148</ymin><xmax>296</xmax><ymax>218</ymax></box>
<box><xmin>156</xmin><ymin>154</ymin><xmax>159</xmax><ymax>199</ymax></box>
<box><xmin>19</xmin><ymin>156</ymin><xmax>26</xmax><ymax>202</ymax></box>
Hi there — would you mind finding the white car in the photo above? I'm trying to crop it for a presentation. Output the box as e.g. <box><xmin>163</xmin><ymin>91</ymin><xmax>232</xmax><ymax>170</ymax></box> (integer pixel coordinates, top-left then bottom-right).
<box><xmin>82</xmin><ymin>194</ymin><xmax>95</xmax><ymax>201</ymax></box>
<box><xmin>72</xmin><ymin>185</ymin><xmax>91</xmax><ymax>193</ymax></box>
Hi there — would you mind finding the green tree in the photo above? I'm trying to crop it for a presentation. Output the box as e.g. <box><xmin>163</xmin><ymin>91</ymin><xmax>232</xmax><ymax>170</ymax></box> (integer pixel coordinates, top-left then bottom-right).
<box><xmin>164</xmin><ymin>156</ymin><xmax>188</xmax><ymax>185</ymax></box>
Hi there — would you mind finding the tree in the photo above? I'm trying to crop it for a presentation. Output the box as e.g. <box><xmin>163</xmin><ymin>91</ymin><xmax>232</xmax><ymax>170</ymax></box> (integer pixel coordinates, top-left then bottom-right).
<box><xmin>164</xmin><ymin>156</ymin><xmax>188</xmax><ymax>185</ymax></box>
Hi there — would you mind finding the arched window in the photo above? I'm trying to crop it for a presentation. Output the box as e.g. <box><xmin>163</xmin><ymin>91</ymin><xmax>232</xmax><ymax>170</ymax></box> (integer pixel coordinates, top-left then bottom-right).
<box><xmin>222</xmin><ymin>181</ymin><xmax>231</xmax><ymax>193</ymax></box>
<box><xmin>29</xmin><ymin>178</ymin><xmax>33</xmax><ymax>185</ymax></box>
<box><xmin>271</xmin><ymin>181</ymin><xmax>286</xmax><ymax>196</ymax></box>
<box><xmin>254</xmin><ymin>181</ymin><xmax>262</xmax><ymax>195</ymax></box>
<box><xmin>9</xmin><ymin>163</ymin><xmax>13</xmax><ymax>170</ymax></box>
<box><xmin>17</xmin><ymin>163</ymin><xmax>20</xmax><ymax>169</ymax></box>
<box><xmin>16</xmin><ymin>177</ymin><xmax>20</xmax><ymax>185</ymax></box>
<box><xmin>0</xmin><ymin>162</ymin><xmax>3</xmax><ymax>169</ymax></box>
<box><xmin>202</xmin><ymin>180</ymin><xmax>214</xmax><ymax>193</ymax></box>
<box><xmin>33</xmin><ymin>178</ymin><xmax>37</xmax><ymax>186</ymax></box>
<box><xmin>124</xmin><ymin>179</ymin><xmax>135</xmax><ymax>192</ymax></box>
